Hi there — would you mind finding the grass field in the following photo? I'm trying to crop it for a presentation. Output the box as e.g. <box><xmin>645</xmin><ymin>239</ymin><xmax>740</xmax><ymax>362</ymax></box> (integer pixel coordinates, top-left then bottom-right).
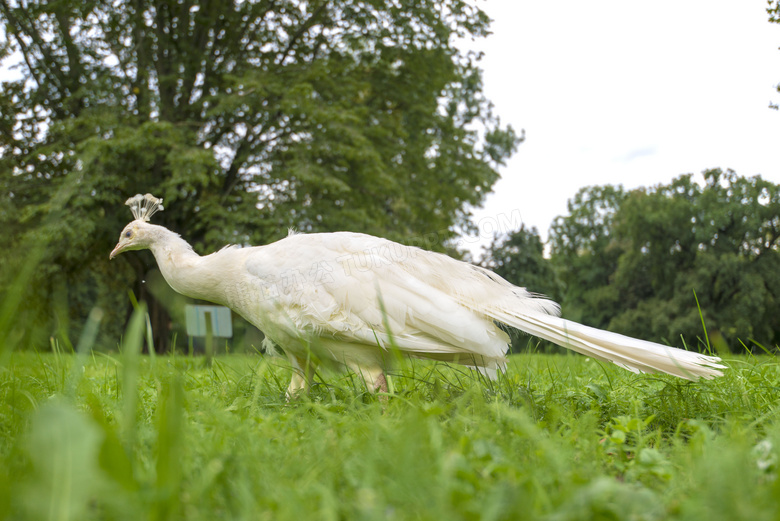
<box><xmin>1</xmin><ymin>342</ymin><xmax>779</xmax><ymax>520</ymax></box>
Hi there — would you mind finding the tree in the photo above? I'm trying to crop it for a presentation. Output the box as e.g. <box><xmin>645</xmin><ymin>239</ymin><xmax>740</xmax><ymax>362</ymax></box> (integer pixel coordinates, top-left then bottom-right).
<box><xmin>0</xmin><ymin>0</ymin><xmax>520</xmax><ymax>350</ymax></box>
<box><xmin>548</xmin><ymin>184</ymin><xmax>627</xmax><ymax>328</ymax></box>
<box><xmin>608</xmin><ymin>170</ymin><xmax>780</xmax><ymax>350</ymax></box>
<box><xmin>548</xmin><ymin>170</ymin><xmax>780</xmax><ymax>352</ymax></box>
<box><xmin>483</xmin><ymin>225</ymin><xmax>561</xmax><ymax>301</ymax></box>
<box><xmin>482</xmin><ymin>225</ymin><xmax>562</xmax><ymax>352</ymax></box>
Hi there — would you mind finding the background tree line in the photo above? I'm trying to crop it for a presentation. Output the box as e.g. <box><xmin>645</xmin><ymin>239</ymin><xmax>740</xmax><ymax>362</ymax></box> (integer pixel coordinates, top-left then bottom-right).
<box><xmin>485</xmin><ymin>169</ymin><xmax>780</xmax><ymax>354</ymax></box>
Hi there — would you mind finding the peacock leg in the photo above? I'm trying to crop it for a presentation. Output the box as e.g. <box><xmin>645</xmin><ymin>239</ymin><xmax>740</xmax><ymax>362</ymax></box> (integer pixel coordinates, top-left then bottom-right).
<box><xmin>350</xmin><ymin>363</ymin><xmax>388</xmax><ymax>394</ymax></box>
<box><xmin>372</xmin><ymin>373</ymin><xmax>388</xmax><ymax>394</ymax></box>
<box><xmin>286</xmin><ymin>355</ymin><xmax>315</xmax><ymax>400</ymax></box>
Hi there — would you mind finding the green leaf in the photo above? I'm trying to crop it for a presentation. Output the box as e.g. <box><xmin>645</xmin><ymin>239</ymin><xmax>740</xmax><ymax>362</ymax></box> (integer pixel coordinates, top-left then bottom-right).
<box><xmin>23</xmin><ymin>401</ymin><xmax>105</xmax><ymax>521</ymax></box>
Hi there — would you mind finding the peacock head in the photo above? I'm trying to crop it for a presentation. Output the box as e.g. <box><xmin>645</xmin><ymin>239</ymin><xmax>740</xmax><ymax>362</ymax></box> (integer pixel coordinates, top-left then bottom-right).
<box><xmin>110</xmin><ymin>193</ymin><xmax>164</xmax><ymax>259</ymax></box>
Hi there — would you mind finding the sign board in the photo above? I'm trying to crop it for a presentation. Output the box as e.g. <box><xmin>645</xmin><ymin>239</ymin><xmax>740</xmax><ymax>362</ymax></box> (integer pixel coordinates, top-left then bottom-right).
<box><xmin>185</xmin><ymin>305</ymin><xmax>233</xmax><ymax>338</ymax></box>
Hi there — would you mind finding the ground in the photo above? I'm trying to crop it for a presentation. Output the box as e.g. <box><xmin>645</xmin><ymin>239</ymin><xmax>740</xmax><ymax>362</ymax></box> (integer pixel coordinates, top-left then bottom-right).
<box><xmin>0</xmin><ymin>349</ymin><xmax>778</xmax><ymax>520</ymax></box>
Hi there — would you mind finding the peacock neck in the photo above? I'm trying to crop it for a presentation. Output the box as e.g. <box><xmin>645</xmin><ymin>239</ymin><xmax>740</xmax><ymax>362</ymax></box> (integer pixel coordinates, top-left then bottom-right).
<box><xmin>147</xmin><ymin>228</ymin><xmax>222</xmax><ymax>303</ymax></box>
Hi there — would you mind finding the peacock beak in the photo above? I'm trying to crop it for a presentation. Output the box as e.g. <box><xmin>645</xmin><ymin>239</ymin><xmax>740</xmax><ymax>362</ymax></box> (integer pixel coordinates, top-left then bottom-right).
<box><xmin>109</xmin><ymin>242</ymin><xmax>124</xmax><ymax>259</ymax></box>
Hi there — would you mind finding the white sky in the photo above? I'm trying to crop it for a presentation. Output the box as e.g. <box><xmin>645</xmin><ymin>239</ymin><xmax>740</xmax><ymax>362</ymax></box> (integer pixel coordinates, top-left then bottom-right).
<box><xmin>465</xmin><ymin>0</ymin><xmax>780</xmax><ymax>255</ymax></box>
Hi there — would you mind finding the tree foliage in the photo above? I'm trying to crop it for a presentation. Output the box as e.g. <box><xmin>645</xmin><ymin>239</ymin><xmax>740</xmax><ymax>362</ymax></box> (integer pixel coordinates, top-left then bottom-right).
<box><xmin>482</xmin><ymin>225</ymin><xmax>562</xmax><ymax>352</ymax></box>
<box><xmin>483</xmin><ymin>225</ymin><xmax>561</xmax><ymax>301</ymax></box>
<box><xmin>0</xmin><ymin>0</ymin><xmax>520</xmax><ymax>350</ymax></box>
<box><xmin>549</xmin><ymin>184</ymin><xmax>627</xmax><ymax>327</ymax></box>
<box><xmin>547</xmin><ymin>170</ymin><xmax>780</xmax><ymax>352</ymax></box>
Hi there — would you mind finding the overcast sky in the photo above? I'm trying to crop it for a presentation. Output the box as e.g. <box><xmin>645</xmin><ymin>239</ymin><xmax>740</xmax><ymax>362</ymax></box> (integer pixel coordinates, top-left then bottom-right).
<box><xmin>464</xmin><ymin>0</ymin><xmax>780</xmax><ymax>256</ymax></box>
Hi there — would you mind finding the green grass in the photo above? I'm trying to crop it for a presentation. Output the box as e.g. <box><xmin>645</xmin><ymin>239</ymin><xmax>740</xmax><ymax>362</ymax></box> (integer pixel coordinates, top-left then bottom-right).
<box><xmin>1</xmin><ymin>346</ymin><xmax>780</xmax><ymax>521</ymax></box>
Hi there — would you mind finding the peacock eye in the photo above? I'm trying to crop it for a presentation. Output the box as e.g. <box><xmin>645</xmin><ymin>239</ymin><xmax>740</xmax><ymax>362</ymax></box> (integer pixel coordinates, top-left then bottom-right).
<box><xmin>125</xmin><ymin>231</ymin><xmax>132</xmax><ymax>238</ymax></box>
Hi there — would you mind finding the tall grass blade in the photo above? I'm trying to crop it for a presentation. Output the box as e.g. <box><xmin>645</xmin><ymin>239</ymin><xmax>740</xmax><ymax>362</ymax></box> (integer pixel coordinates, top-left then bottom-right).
<box><xmin>0</xmin><ymin>241</ymin><xmax>46</xmax><ymax>362</ymax></box>
<box><xmin>121</xmin><ymin>303</ymin><xmax>147</xmax><ymax>445</ymax></box>
<box><xmin>23</xmin><ymin>403</ymin><xmax>103</xmax><ymax>521</ymax></box>
<box><xmin>151</xmin><ymin>377</ymin><xmax>185</xmax><ymax>521</ymax></box>
<box><xmin>145</xmin><ymin>308</ymin><xmax>157</xmax><ymax>368</ymax></box>
<box><xmin>693</xmin><ymin>289</ymin><xmax>714</xmax><ymax>355</ymax></box>
<box><xmin>65</xmin><ymin>307</ymin><xmax>104</xmax><ymax>398</ymax></box>
<box><xmin>0</xmin><ymin>180</ymin><xmax>77</xmax><ymax>366</ymax></box>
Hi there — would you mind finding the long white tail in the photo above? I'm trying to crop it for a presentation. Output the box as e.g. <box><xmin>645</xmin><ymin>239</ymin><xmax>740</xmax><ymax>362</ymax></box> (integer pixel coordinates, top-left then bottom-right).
<box><xmin>493</xmin><ymin>310</ymin><xmax>725</xmax><ymax>380</ymax></box>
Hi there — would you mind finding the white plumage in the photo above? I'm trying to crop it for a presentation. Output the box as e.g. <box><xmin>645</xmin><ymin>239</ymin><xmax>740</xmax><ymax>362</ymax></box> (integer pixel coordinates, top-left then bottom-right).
<box><xmin>110</xmin><ymin>194</ymin><xmax>725</xmax><ymax>395</ymax></box>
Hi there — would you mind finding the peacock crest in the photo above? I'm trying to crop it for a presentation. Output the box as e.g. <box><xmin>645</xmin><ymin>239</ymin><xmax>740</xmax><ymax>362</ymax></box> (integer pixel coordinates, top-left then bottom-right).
<box><xmin>126</xmin><ymin>193</ymin><xmax>164</xmax><ymax>222</ymax></box>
